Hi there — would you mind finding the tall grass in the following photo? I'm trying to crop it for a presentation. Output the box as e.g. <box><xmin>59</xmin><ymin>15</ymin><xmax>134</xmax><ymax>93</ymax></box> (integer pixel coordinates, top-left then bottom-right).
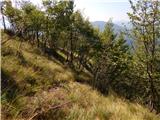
<box><xmin>1</xmin><ymin>33</ymin><xmax>160</xmax><ymax>120</ymax></box>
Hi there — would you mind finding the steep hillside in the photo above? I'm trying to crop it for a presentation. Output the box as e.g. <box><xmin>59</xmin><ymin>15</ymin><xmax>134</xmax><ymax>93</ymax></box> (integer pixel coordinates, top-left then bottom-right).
<box><xmin>1</xmin><ymin>33</ymin><xmax>160</xmax><ymax>120</ymax></box>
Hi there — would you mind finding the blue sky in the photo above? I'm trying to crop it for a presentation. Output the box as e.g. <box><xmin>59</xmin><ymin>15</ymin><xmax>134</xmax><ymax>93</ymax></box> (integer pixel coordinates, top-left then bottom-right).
<box><xmin>31</xmin><ymin>0</ymin><xmax>131</xmax><ymax>22</ymax></box>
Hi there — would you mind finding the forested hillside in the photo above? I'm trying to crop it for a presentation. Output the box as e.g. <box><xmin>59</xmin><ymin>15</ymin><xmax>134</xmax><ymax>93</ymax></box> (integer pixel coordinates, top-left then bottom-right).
<box><xmin>1</xmin><ymin>0</ymin><xmax>160</xmax><ymax>119</ymax></box>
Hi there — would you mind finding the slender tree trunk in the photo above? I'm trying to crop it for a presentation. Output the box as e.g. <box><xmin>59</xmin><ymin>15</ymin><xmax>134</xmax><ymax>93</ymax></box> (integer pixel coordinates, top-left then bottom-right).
<box><xmin>70</xmin><ymin>27</ymin><xmax>73</xmax><ymax>63</ymax></box>
<box><xmin>36</xmin><ymin>31</ymin><xmax>39</xmax><ymax>47</ymax></box>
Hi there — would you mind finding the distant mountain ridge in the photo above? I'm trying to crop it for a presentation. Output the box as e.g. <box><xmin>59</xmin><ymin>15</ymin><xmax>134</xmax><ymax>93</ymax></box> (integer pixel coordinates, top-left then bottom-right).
<box><xmin>91</xmin><ymin>21</ymin><xmax>131</xmax><ymax>33</ymax></box>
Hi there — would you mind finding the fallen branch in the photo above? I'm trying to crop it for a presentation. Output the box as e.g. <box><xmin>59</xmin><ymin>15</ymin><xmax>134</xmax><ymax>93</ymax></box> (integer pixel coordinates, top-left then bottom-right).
<box><xmin>1</xmin><ymin>38</ymin><xmax>11</xmax><ymax>45</ymax></box>
<box><xmin>28</xmin><ymin>101</ymin><xmax>72</xmax><ymax>120</ymax></box>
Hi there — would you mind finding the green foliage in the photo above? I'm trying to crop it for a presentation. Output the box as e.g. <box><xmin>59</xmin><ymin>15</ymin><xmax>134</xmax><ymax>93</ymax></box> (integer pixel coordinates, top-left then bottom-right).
<box><xmin>101</xmin><ymin>19</ymin><xmax>116</xmax><ymax>45</ymax></box>
<box><xmin>93</xmin><ymin>20</ymin><xmax>132</xmax><ymax>94</ymax></box>
<box><xmin>127</xmin><ymin>0</ymin><xmax>160</xmax><ymax>112</ymax></box>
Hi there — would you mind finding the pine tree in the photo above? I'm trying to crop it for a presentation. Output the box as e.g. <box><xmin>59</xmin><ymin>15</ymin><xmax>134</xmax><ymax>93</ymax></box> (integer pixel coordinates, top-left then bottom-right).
<box><xmin>93</xmin><ymin>21</ymin><xmax>132</xmax><ymax>94</ymax></box>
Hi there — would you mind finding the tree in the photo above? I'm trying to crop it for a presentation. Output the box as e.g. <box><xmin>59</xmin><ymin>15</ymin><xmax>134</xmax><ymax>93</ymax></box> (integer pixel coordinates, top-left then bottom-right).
<box><xmin>128</xmin><ymin>0</ymin><xmax>160</xmax><ymax>112</ymax></box>
<box><xmin>72</xmin><ymin>11</ymin><xmax>100</xmax><ymax>72</ymax></box>
<box><xmin>93</xmin><ymin>20</ymin><xmax>132</xmax><ymax>94</ymax></box>
<box><xmin>3</xmin><ymin>1</ymin><xmax>23</xmax><ymax>34</ymax></box>
<box><xmin>101</xmin><ymin>19</ymin><xmax>116</xmax><ymax>45</ymax></box>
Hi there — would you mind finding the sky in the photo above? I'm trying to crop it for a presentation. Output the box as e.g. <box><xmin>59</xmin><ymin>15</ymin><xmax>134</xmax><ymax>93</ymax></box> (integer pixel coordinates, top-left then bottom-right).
<box><xmin>1</xmin><ymin>0</ymin><xmax>131</xmax><ymax>27</ymax></box>
<box><xmin>74</xmin><ymin>0</ymin><xmax>131</xmax><ymax>22</ymax></box>
<box><xmin>30</xmin><ymin>0</ymin><xmax>131</xmax><ymax>22</ymax></box>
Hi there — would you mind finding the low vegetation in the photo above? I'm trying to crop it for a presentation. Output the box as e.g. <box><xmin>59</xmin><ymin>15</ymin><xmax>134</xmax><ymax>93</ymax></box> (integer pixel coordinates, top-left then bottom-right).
<box><xmin>1</xmin><ymin>33</ymin><xmax>160</xmax><ymax>120</ymax></box>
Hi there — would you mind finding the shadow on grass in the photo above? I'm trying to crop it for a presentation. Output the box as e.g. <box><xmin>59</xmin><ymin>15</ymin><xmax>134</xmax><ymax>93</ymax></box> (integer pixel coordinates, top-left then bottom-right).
<box><xmin>45</xmin><ymin>48</ymin><xmax>66</xmax><ymax>65</ymax></box>
<box><xmin>34</xmin><ymin>109</ymin><xmax>67</xmax><ymax>120</ymax></box>
<box><xmin>1</xmin><ymin>68</ymin><xmax>20</xmax><ymax>102</ymax></box>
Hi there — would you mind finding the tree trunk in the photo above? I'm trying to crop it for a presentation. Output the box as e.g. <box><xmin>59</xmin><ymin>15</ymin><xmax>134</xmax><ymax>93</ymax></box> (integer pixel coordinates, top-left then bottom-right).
<box><xmin>36</xmin><ymin>31</ymin><xmax>39</xmax><ymax>47</ymax></box>
<box><xmin>70</xmin><ymin>27</ymin><xmax>73</xmax><ymax>63</ymax></box>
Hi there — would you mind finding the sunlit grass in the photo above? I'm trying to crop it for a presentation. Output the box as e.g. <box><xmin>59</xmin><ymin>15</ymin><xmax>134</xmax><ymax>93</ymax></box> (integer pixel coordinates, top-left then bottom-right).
<box><xmin>1</xmin><ymin>33</ymin><xmax>160</xmax><ymax>120</ymax></box>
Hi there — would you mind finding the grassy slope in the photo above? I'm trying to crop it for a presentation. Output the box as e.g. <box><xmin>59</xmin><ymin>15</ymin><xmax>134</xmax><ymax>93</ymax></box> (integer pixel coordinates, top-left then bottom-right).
<box><xmin>1</xmin><ymin>33</ymin><xmax>160</xmax><ymax>120</ymax></box>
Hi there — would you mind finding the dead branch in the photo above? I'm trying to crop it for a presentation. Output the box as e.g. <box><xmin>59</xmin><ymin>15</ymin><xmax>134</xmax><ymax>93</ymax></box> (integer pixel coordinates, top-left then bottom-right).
<box><xmin>28</xmin><ymin>101</ymin><xmax>72</xmax><ymax>120</ymax></box>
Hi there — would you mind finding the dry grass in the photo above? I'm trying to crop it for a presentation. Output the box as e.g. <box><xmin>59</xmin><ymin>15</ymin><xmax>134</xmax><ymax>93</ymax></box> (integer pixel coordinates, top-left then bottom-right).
<box><xmin>66</xmin><ymin>82</ymin><xmax>160</xmax><ymax>120</ymax></box>
<box><xmin>1</xmin><ymin>33</ymin><xmax>160</xmax><ymax>120</ymax></box>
